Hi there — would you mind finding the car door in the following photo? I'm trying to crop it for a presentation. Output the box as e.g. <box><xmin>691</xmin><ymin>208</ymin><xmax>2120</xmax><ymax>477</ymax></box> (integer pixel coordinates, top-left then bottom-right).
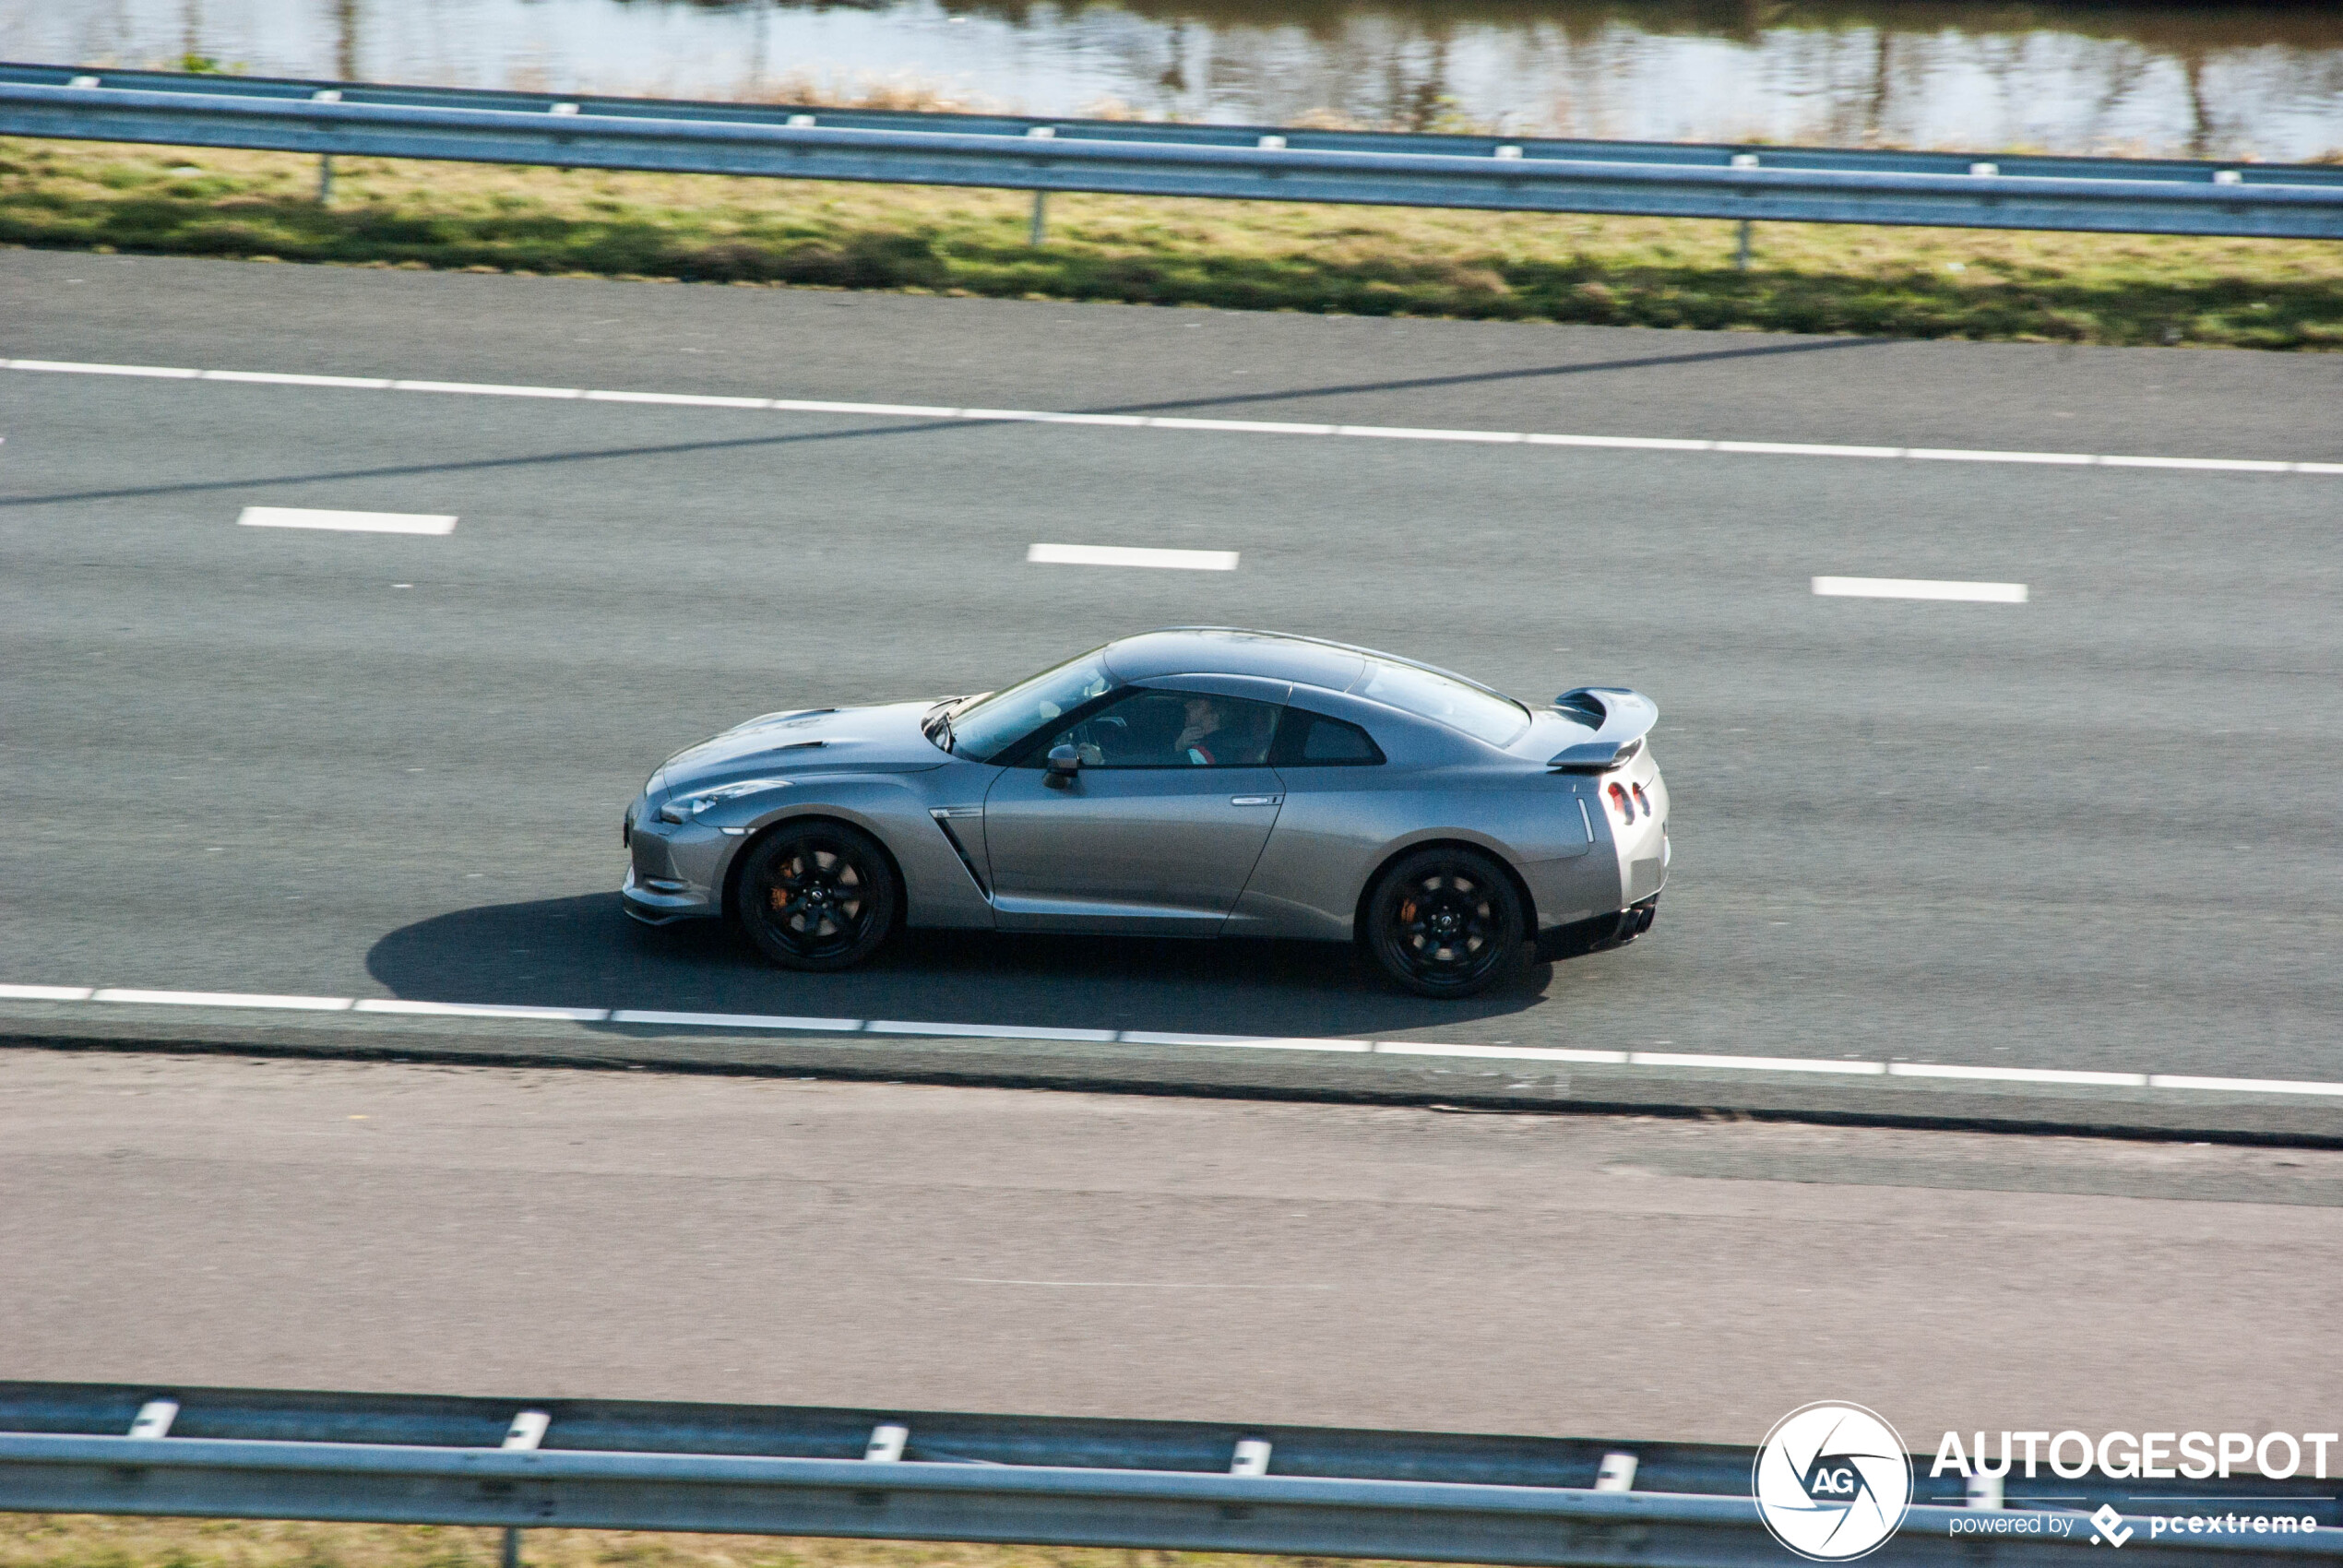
<box><xmin>981</xmin><ymin>682</ymin><xmax>1289</xmax><ymax>934</ymax></box>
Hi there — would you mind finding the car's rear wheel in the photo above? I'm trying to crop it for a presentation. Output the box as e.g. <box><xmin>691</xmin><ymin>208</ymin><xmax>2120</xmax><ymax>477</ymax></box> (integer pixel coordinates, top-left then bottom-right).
<box><xmin>1363</xmin><ymin>847</ymin><xmax>1525</xmax><ymax>999</ymax></box>
<box><xmin>737</xmin><ymin>821</ymin><xmax>898</xmax><ymax>971</ymax></box>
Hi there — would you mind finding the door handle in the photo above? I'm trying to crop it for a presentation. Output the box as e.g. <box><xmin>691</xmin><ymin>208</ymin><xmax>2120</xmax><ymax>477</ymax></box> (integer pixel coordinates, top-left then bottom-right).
<box><xmin>1229</xmin><ymin>794</ymin><xmax>1283</xmax><ymax>807</ymax></box>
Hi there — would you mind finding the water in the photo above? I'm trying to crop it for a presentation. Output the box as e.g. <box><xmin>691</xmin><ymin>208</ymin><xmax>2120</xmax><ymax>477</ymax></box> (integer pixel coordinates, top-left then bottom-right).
<box><xmin>9</xmin><ymin>0</ymin><xmax>2341</xmax><ymax>161</ymax></box>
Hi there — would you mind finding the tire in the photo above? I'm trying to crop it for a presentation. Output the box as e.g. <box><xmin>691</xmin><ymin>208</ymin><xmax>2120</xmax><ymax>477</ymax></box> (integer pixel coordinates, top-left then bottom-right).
<box><xmin>1362</xmin><ymin>846</ymin><xmax>1526</xmax><ymax>999</ymax></box>
<box><xmin>736</xmin><ymin>820</ymin><xmax>899</xmax><ymax>972</ymax></box>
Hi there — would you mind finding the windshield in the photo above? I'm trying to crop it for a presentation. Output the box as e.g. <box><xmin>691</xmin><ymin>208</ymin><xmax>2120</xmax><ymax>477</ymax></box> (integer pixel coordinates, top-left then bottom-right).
<box><xmin>1355</xmin><ymin>659</ymin><xmax>1529</xmax><ymax>746</ymax></box>
<box><xmin>945</xmin><ymin>651</ymin><xmax>1116</xmax><ymax>763</ymax></box>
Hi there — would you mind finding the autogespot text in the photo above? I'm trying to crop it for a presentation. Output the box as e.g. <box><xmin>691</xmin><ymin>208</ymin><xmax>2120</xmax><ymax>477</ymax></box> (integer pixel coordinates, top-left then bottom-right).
<box><xmin>1933</xmin><ymin>1431</ymin><xmax>2340</xmax><ymax>1480</ymax></box>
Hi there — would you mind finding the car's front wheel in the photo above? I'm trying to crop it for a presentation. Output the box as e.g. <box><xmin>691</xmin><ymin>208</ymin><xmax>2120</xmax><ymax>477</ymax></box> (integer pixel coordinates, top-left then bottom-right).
<box><xmin>737</xmin><ymin>820</ymin><xmax>898</xmax><ymax>971</ymax></box>
<box><xmin>1363</xmin><ymin>847</ymin><xmax>1525</xmax><ymax>999</ymax></box>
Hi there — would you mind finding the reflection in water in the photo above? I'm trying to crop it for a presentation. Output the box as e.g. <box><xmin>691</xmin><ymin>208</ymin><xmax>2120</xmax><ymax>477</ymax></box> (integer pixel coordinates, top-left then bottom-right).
<box><xmin>6</xmin><ymin>0</ymin><xmax>2339</xmax><ymax>159</ymax></box>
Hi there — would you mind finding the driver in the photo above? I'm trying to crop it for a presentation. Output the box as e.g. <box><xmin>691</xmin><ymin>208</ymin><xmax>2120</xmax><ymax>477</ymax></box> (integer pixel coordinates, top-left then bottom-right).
<box><xmin>1174</xmin><ymin>696</ymin><xmax>1228</xmax><ymax>765</ymax></box>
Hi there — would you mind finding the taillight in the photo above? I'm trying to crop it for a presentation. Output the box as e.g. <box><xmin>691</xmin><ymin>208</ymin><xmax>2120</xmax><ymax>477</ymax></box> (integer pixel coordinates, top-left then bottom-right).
<box><xmin>1607</xmin><ymin>781</ymin><xmax>1634</xmax><ymax>823</ymax></box>
<box><xmin>1632</xmin><ymin>782</ymin><xmax>1650</xmax><ymax>818</ymax></box>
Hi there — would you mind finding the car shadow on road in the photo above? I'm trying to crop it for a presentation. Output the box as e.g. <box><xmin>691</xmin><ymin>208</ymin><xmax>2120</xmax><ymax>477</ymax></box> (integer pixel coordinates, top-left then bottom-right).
<box><xmin>363</xmin><ymin>893</ymin><xmax>1553</xmax><ymax>1039</ymax></box>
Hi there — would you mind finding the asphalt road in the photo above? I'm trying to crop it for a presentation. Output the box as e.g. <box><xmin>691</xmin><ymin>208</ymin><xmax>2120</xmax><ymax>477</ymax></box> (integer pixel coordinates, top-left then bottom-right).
<box><xmin>3</xmin><ymin>249</ymin><xmax>2340</xmax><ymax>1125</ymax></box>
<box><xmin>7</xmin><ymin>1049</ymin><xmax>2341</xmax><ymax>1444</ymax></box>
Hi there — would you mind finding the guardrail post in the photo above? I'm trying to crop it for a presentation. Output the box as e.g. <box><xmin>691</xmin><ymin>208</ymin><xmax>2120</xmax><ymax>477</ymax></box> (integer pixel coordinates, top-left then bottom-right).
<box><xmin>500</xmin><ymin>1409</ymin><xmax>550</xmax><ymax>1568</ymax></box>
<box><xmin>310</xmin><ymin>90</ymin><xmax>341</xmax><ymax>206</ymax></box>
<box><xmin>1730</xmin><ymin>153</ymin><xmax>1760</xmax><ymax>270</ymax></box>
<box><xmin>1025</xmin><ymin>125</ymin><xmax>1056</xmax><ymax>244</ymax></box>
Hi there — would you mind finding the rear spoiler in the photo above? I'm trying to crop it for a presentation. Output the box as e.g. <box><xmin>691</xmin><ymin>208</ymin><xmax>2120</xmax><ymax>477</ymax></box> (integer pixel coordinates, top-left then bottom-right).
<box><xmin>1546</xmin><ymin>686</ymin><xmax>1659</xmax><ymax>772</ymax></box>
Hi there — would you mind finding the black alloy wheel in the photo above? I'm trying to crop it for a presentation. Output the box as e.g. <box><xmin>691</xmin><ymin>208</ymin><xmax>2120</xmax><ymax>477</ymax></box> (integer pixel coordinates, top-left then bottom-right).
<box><xmin>1364</xmin><ymin>847</ymin><xmax>1525</xmax><ymax>998</ymax></box>
<box><xmin>737</xmin><ymin>821</ymin><xmax>899</xmax><ymax>971</ymax></box>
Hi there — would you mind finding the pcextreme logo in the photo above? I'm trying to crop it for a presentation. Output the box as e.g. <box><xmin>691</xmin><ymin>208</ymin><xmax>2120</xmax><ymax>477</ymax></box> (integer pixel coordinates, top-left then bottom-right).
<box><xmin>1754</xmin><ymin>1403</ymin><xmax>1916</xmax><ymax>1562</ymax></box>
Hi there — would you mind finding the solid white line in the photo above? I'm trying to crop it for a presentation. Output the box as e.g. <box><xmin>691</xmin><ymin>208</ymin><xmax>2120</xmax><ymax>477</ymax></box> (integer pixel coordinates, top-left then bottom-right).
<box><xmin>1115</xmin><ymin>1029</ymin><xmax>1284</xmax><ymax>1047</ymax></box>
<box><xmin>7</xmin><ymin>358</ymin><xmax>2333</xmax><ymax>477</ymax></box>
<box><xmin>1148</xmin><ymin>416</ymin><xmax>1336</xmax><ymax>435</ymax></box>
<box><xmin>89</xmin><ymin>989</ymin><xmax>353</xmax><ymax>1011</ymax></box>
<box><xmin>1889</xmin><ymin>1062</ymin><xmax>2150</xmax><ymax>1087</ymax></box>
<box><xmin>1629</xmin><ymin>1051</ymin><xmax>1888</xmax><ymax>1075</ymax></box>
<box><xmin>201</xmin><ymin>370</ymin><xmax>396</xmax><ymax>389</ymax></box>
<box><xmin>1528</xmin><ymin>433</ymin><xmax>1713</xmax><ymax>451</ymax></box>
<box><xmin>609</xmin><ymin>1009</ymin><xmax>865</xmax><ymax>1032</ymax></box>
<box><xmin>1814</xmin><ymin>576</ymin><xmax>2028</xmax><ymax>603</ymax></box>
<box><xmin>1028</xmin><ymin>542</ymin><xmax>1240</xmax><ymax>571</ymax></box>
<box><xmin>8</xmin><ymin>359</ymin><xmax>200</xmax><ymax>378</ymax></box>
<box><xmin>2147</xmin><ymin>1074</ymin><xmax>2343</xmax><ymax>1096</ymax></box>
<box><xmin>584</xmin><ymin>389</ymin><xmax>771</xmax><ymax>410</ymax></box>
<box><xmin>1374</xmin><ymin>1041</ymin><xmax>1631</xmax><ymax>1064</ymax></box>
<box><xmin>770</xmin><ymin>397</ymin><xmax>959</xmax><ymax>418</ymax></box>
<box><xmin>19</xmin><ymin>982</ymin><xmax>2343</xmax><ymax>1098</ymax></box>
<box><xmin>1717</xmin><ymin>440</ymin><xmax>1904</xmax><ymax>459</ymax></box>
<box><xmin>238</xmin><ymin>506</ymin><xmax>458</xmax><ymax>536</ymax></box>
<box><xmin>351</xmin><ymin>999</ymin><xmax>610</xmax><ymax>1021</ymax></box>
<box><xmin>389</xmin><ymin>378</ymin><xmax>583</xmax><ymax>398</ymax></box>
<box><xmin>865</xmin><ymin>1019</ymin><xmax>1119</xmax><ymax>1042</ymax></box>
<box><xmin>1906</xmin><ymin>447</ymin><xmax>2095</xmax><ymax>466</ymax></box>
<box><xmin>1334</xmin><ymin>423</ymin><xmax>1525</xmax><ymax>444</ymax></box>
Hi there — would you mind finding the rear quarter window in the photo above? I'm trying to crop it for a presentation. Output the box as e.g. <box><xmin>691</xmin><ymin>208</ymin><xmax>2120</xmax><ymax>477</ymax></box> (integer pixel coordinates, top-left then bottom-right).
<box><xmin>1274</xmin><ymin>709</ymin><xmax>1386</xmax><ymax>767</ymax></box>
<box><xmin>1354</xmin><ymin>659</ymin><xmax>1528</xmax><ymax>747</ymax></box>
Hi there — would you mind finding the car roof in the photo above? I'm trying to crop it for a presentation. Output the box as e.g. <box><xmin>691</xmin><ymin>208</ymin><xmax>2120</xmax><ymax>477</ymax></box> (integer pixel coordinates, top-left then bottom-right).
<box><xmin>1100</xmin><ymin>627</ymin><xmax>1508</xmax><ymax>707</ymax></box>
<box><xmin>1099</xmin><ymin>628</ymin><xmax>1363</xmax><ymax>691</ymax></box>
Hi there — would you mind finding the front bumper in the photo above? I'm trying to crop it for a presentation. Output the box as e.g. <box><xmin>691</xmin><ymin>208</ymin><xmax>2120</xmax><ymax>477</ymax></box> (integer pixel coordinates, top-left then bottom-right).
<box><xmin>621</xmin><ymin>807</ymin><xmax>730</xmax><ymax>925</ymax></box>
<box><xmin>621</xmin><ymin>866</ymin><xmax>720</xmax><ymax>925</ymax></box>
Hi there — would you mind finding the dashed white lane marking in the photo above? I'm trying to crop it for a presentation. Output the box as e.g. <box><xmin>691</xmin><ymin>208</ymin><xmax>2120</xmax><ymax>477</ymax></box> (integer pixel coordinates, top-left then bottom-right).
<box><xmin>950</xmin><ymin>1278</ymin><xmax>1337</xmax><ymax>1290</ymax></box>
<box><xmin>8</xmin><ymin>358</ymin><xmax>2339</xmax><ymax>477</ymax></box>
<box><xmin>1814</xmin><ymin>576</ymin><xmax>2028</xmax><ymax>603</ymax></box>
<box><xmin>238</xmin><ymin>505</ymin><xmax>458</xmax><ymax>536</ymax></box>
<box><xmin>1028</xmin><ymin>542</ymin><xmax>1241</xmax><ymax>571</ymax></box>
<box><xmin>4</xmin><ymin>982</ymin><xmax>2339</xmax><ymax>1099</ymax></box>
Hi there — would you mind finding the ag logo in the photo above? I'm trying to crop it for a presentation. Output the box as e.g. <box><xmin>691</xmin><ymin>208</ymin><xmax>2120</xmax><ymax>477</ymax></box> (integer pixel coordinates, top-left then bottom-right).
<box><xmin>1753</xmin><ymin>1402</ymin><xmax>1914</xmax><ymax>1561</ymax></box>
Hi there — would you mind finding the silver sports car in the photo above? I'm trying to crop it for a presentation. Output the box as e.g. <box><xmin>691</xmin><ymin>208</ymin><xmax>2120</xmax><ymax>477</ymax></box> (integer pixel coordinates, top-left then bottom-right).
<box><xmin>623</xmin><ymin>629</ymin><xmax>1667</xmax><ymax>998</ymax></box>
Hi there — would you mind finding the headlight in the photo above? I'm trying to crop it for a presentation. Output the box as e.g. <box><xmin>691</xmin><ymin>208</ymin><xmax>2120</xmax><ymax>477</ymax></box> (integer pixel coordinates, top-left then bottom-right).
<box><xmin>658</xmin><ymin>778</ymin><xmax>791</xmax><ymax>824</ymax></box>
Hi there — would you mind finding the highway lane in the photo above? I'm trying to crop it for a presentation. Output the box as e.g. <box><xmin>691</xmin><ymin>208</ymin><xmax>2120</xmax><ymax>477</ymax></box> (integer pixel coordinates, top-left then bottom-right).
<box><xmin>5</xmin><ymin>1049</ymin><xmax>2340</xmax><ymax>1443</ymax></box>
<box><xmin>2</xmin><ymin>251</ymin><xmax>2339</xmax><ymax>1125</ymax></box>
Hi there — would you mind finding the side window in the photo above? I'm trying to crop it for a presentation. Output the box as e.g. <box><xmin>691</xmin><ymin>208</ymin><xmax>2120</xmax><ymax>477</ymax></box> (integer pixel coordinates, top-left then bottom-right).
<box><xmin>1029</xmin><ymin>689</ymin><xmax>1281</xmax><ymax>768</ymax></box>
<box><xmin>1273</xmin><ymin>708</ymin><xmax>1386</xmax><ymax>767</ymax></box>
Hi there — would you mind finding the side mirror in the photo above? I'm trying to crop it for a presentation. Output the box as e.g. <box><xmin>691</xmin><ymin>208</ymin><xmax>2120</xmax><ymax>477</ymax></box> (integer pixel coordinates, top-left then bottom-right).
<box><xmin>1044</xmin><ymin>744</ymin><xmax>1082</xmax><ymax>788</ymax></box>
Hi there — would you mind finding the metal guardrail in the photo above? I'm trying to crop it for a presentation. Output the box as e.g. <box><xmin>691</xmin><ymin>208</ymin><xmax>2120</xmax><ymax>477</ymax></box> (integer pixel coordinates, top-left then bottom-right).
<box><xmin>3</xmin><ymin>62</ymin><xmax>2340</xmax><ymax>240</ymax></box>
<box><xmin>3</xmin><ymin>1384</ymin><xmax>2339</xmax><ymax>1568</ymax></box>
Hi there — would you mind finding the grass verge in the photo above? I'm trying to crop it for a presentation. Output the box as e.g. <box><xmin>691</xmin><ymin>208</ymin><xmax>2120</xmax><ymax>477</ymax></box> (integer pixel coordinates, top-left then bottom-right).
<box><xmin>0</xmin><ymin>1515</ymin><xmax>1436</xmax><ymax>1568</ymax></box>
<box><xmin>3</xmin><ymin>137</ymin><xmax>2337</xmax><ymax>349</ymax></box>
